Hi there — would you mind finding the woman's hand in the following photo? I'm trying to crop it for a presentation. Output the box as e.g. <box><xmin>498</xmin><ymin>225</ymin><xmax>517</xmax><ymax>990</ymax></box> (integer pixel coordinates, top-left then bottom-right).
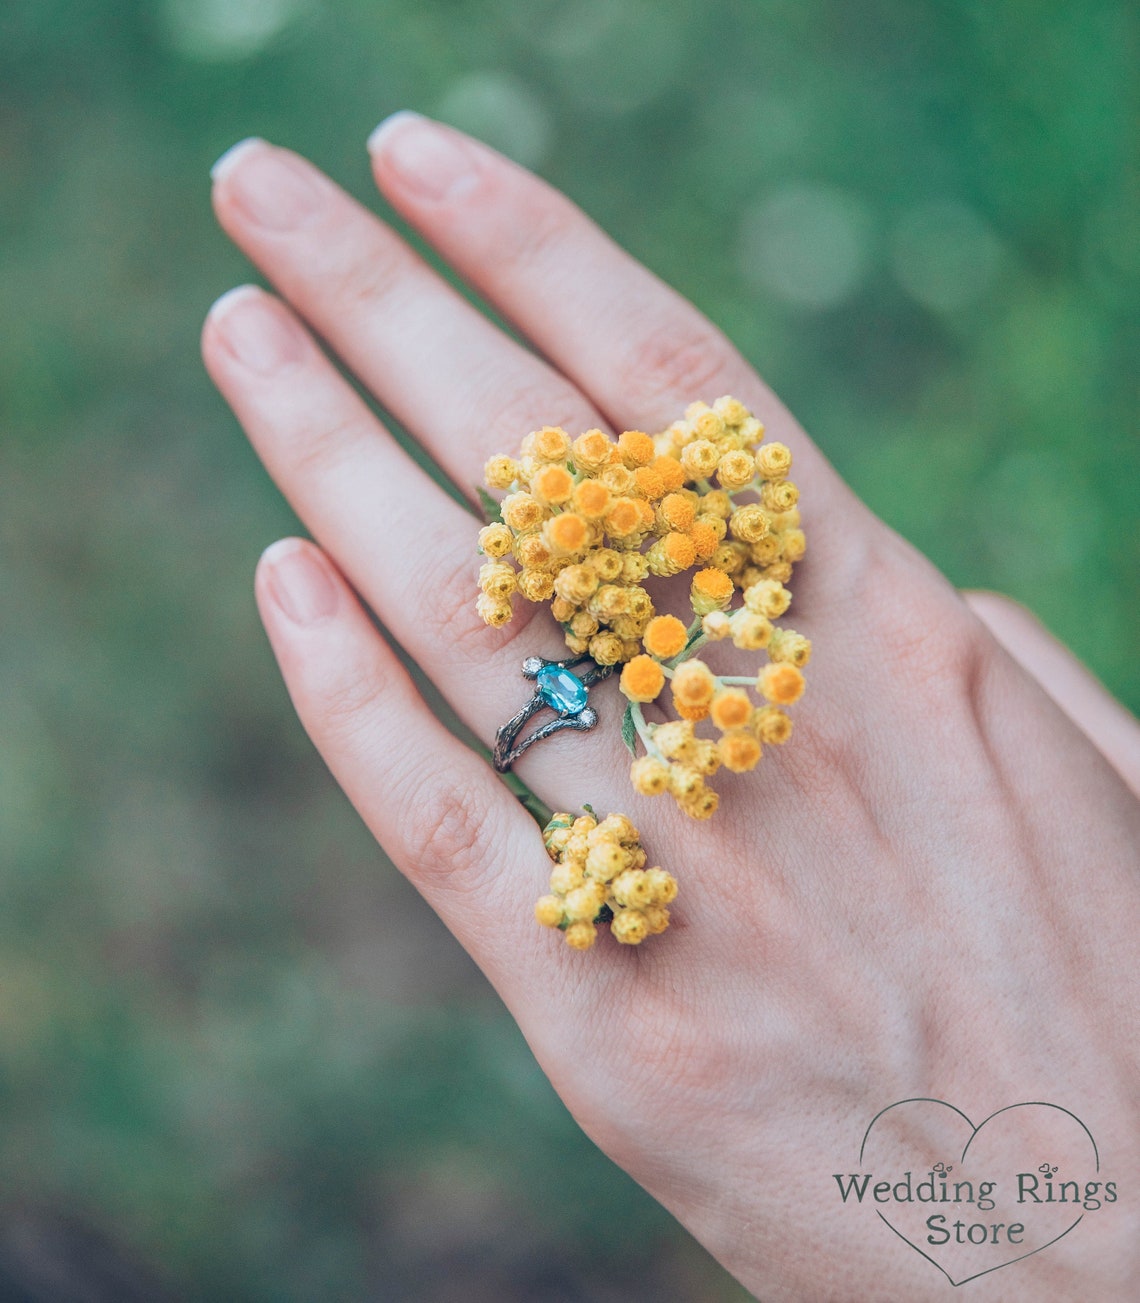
<box><xmin>202</xmin><ymin>115</ymin><xmax>1140</xmax><ymax>1300</ymax></box>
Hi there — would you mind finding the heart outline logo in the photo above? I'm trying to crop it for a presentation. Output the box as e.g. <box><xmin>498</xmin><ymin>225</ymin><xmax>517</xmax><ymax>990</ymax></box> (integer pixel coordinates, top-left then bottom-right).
<box><xmin>858</xmin><ymin>1098</ymin><xmax>1100</xmax><ymax>1287</ymax></box>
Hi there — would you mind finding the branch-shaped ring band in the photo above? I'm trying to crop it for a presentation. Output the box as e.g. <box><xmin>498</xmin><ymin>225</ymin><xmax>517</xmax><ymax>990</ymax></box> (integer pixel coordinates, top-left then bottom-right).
<box><xmin>493</xmin><ymin>656</ymin><xmax>615</xmax><ymax>772</ymax></box>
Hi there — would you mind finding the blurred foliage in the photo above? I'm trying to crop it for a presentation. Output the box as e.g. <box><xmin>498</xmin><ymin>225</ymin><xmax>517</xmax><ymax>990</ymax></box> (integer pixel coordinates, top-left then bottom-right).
<box><xmin>1</xmin><ymin>0</ymin><xmax>1136</xmax><ymax>1297</ymax></box>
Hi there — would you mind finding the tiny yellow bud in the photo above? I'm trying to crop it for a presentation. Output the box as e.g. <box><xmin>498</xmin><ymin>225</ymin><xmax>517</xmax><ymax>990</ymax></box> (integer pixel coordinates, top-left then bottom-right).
<box><xmin>483</xmin><ymin>455</ymin><xmax>518</xmax><ymax>490</ymax></box>
<box><xmin>501</xmin><ymin>491</ymin><xmax>546</xmax><ymax>533</ymax></box>
<box><xmin>516</xmin><ymin>568</ymin><xmax>555</xmax><ymax>602</ymax></box>
<box><xmin>588</xmin><ymin>631</ymin><xmax>624</xmax><ymax>666</ymax></box>
<box><xmin>620</xmin><ymin>654</ymin><xmax>666</xmax><ymax>703</ymax></box>
<box><xmin>534</xmin><ymin>895</ymin><xmax>564</xmax><ymax>928</ymax></box>
<box><xmin>716</xmin><ymin>449</ymin><xmax>757</xmax><ymax>491</ymax></box>
<box><xmin>564</xmin><ymin>920</ymin><xmax>597</xmax><ymax>950</ymax></box>
<box><xmin>753</xmin><ymin>706</ymin><xmax>793</xmax><ymax>744</ymax></box>
<box><xmin>680</xmin><ymin>438</ymin><xmax>720</xmax><ymax>479</ymax></box>
<box><xmin>713</xmin><ymin>395</ymin><xmax>750</xmax><ymax>427</ymax></box>
<box><xmin>761</xmin><ymin>479</ymin><xmax>799</xmax><ymax>513</ymax></box>
<box><xmin>617</xmin><ymin>429</ymin><xmax>656</xmax><ymax>467</ymax></box>
<box><xmin>744</xmin><ymin>579</ymin><xmax>792</xmax><ymax>618</ymax></box>
<box><xmin>754</xmin><ymin>441</ymin><xmax>792</xmax><ymax>479</ymax></box>
<box><xmin>553</xmin><ymin>564</ymin><xmax>599</xmax><ymax>605</ymax></box>
<box><xmin>768</xmin><ymin>627</ymin><xmax>812</xmax><ymax>667</ymax></box>
<box><xmin>758</xmin><ymin>662</ymin><xmax>806</xmax><ymax>705</ymax></box>
<box><xmin>585</xmin><ymin>842</ymin><xmax>625</xmax><ymax>881</ymax></box>
<box><xmin>710</xmin><ymin>688</ymin><xmax>754</xmax><ymax>731</ymax></box>
<box><xmin>689</xmin><ymin>566</ymin><xmax>734</xmax><ymax>616</ymax></box>
<box><xmin>611</xmin><ymin>909</ymin><xmax>649</xmax><ymax>945</ymax></box>
<box><xmin>701</xmin><ymin>610</ymin><xmax>732</xmax><ymax>640</ymax></box>
<box><xmin>531</xmin><ymin>425</ymin><xmax>572</xmax><ymax>462</ymax></box>
<box><xmin>644</xmin><ymin>867</ymin><xmax>678</xmax><ymax>904</ymax></box>
<box><xmin>730</xmin><ymin>610</ymin><xmax>772</xmax><ymax>650</ymax></box>
<box><xmin>476</xmin><ymin>594</ymin><xmax>512</xmax><ymax>627</ymax></box>
<box><xmin>630</xmin><ymin>755</ymin><xmax>670</xmax><ymax>796</ymax></box>
<box><xmin>729</xmin><ymin>503</ymin><xmax>770</xmax><ymax>543</ymax></box>
<box><xmin>642</xmin><ymin>614</ymin><xmax>689</xmax><ymax>659</ymax></box>
<box><xmin>478</xmin><ymin>522</ymin><xmax>513</xmax><ymax>558</ymax></box>
<box><xmin>612</xmin><ymin>870</ymin><xmax>655</xmax><ymax>910</ymax></box>
<box><xmin>781</xmin><ymin>528</ymin><xmax>806</xmax><ymax>562</ymax></box>
<box><xmin>671</xmin><ymin>660</ymin><xmax>716</xmax><ymax>711</ymax></box>
<box><xmin>718</xmin><ymin>729</ymin><xmax>762</xmax><ymax>772</ymax></box>
<box><xmin>642</xmin><ymin>904</ymin><xmax>671</xmax><ymax>934</ymax></box>
<box><xmin>652</xmin><ymin>720</ymin><xmax>696</xmax><ymax>761</ymax></box>
<box><xmin>571</xmin><ymin>428</ymin><xmax>613</xmax><ymax>473</ymax></box>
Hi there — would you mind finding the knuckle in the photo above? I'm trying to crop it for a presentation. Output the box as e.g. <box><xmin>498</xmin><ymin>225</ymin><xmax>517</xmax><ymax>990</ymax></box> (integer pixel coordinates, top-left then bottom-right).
<box><xmin>472</xmin><ymin>372</ymin><xmax>595</xmax><ymax>451</ymax></box>
<box><xmin>290</xmin><ymin>408</ymin><xmax>373</xmax><ymax>478</ymax></box>
<box><xmin>393</xmin><ymin>763</ymin><xmax>496</xmax><ymax>890</ymax></box>
<box><xmin>617</xmin><ymin>317</ymin><xmax>743</xmax><ymax>415</ymax></box>
<box><xmin>409</xmin><ymin>546</ymin><xmax>537</xmax><ymax>666</ymax></box>
<box><xmin>317</xmin><ymin>653</ymin><xmax>393</xmax><ymax>744</ymax></box>
<box><xmin>324</xmin><ymin>233</ymin><xmax>407</xmax><ymax>319</ymax></box>
<box><xmin>494</xmin><ymin>190</ymin><xmax>579</xmax><ymax>275</ymax></box>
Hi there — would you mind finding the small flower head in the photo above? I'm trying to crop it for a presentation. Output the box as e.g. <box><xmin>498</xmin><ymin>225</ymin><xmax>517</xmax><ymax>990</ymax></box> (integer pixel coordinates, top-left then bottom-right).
<box><xmin>646</xmin><ymin>531</ymin><xmax>697</xmax><ymax>577</ymax></box>
<box><xmin>571</xmin><ymin>428</ymin><xmax>613</xmax><ymax>473</ymax></box>
<box><xmin>718</xmin><ymin>729</ymin><xmax>762</xmax><ymax>773</ymax></box>
<box><xmin>642</xmin><ymin>614</ymin><xmax>689</xmax><ymax>659</ymax></box>
<box><xmin>572</xmin><ymin>478</ymin><xmax>612</xmax><ymax>518</ymax></box>
<box><xmin>744</xmin><ymin>579</ymin><xmax>792</xmax><ymax>618</ymax></box>
<box><xmin>630</xmin><ymin>755</ymin><xmax>670</xmax><ymax>795</ymax></box>
<box><xmin>531</xmin><ymin>425</ymin><xmax>572</xmax><ymax>462</ymax></box>
<box><xmin>680</xmin><ymin>438</ymin><xmax>720</xmax><ymax>479</ymax></box>
<box><xmin>534</xmin><ymin>895</ymin><xmax>564</xmax><ymax>928</ymax></box>
<box><xmin>620</xmin><ymin>654</ymin><xmax>666</xmax><ymax>703</ymax></box>
<box><xmin>710</xmin><ymin>688</ymin><xmax>754</xmax><ymax>731</ymax></box>
<box><xmin>618</xmin><ymin>429</ymin><xmax>656</xmax><ymax>467</ymax></box>
<box><xmin>476</xmin><ymin>594</ymin><xmax>512</xmax><ymax>627</ymax></box>
<box><xmin>658</xmin><ymin>492</ymin><xmax>696</xmax><ymax>532</ymax></box>
<box><xmin>716</xmin><ymin>449</ymin><xmax>757</xmax><ymax>491</ymax></box>
<box><xmin>484</xmin><ymin>455</ymin><xmax>518</xmax><ymax>490</ymax></box>
<box><xmin>768</xmin><ymin>627</ymin><xmax>812</xmax><ymax>667</ymax></box>
<box><xmin>589</xmin><ymin>630</ymin><xmax>625</xmax><ymax>666</ymax></box>
<box><xmin>611</xmin><ymin>909</ymin><xmax>649</xmax><ymax>945</ymax></box>
<box><xmin>701</xmin><ymin>610</ymin><xmax>732</xmax><ymax>640</ymax></box>
<box><xmin>501</xmin><ymin>491</ymin><xmax>546</xmax><ymax>533</ymax></box>
<box><xmin>605</xmin><ymin>497</ymin><xmax>644</xmax><ymax>539</ymax></box>
<box><xmin>690</xmin><ymin>566</ymin><xmax>734</xmax><ymax>616</ymax></box>
<box><xmin>652</xmin><ymin>719</ymin><xmax>696</xmax><ymax>761</ymax></box>
<box><xmin>761</xmin><ymin>479</ymin><xmax>799</xmax><ymax>513</ymax></box>
<box><xmin>544</xmin><ymin>511</ymin><xmax>590</xmax><ymax>555</ymax></box>
<box><xmin>729</xmin><ymin>503</ymin><xmax>770</xmax><ymax>544</ymax></box>
<box><xmin>671</xmin><ymin>659</ymin><xmax>716</xmax><ymax>712</ymax></box>
<box><xmin>730</xmin><ymin>609</ymin><xmax>772</xmax><ymax>650</ymax></box>
<box><xmin>753</xmin><ymin>706</ymin><xmax>793</xmax><ymax>744</ymax></box>
<box><xmin>530</xmin><ymin>463</ymin><xmax>575</xmax><ymax>505</ymax></box>
<box><xmin>553</xmin><ymin>563</ymin><xmax>598</xmax><ymax>605</ymax></box>
<box><xmin>758</xmin><ymin>662</ymin><xmax>806</xmax><ymax>705</ymax></box>
<box><xmin>564</xmin><ymin>920</ymin><xmax>597</xmax><ymax>950</ymax></box>
<box><xmin>478</xmin><ymin>522</ymin><xmax>513</xmax><ymax>558</ymax></box>
<box><xmin>755</xmin><ymin>441</ymin><xmax>792</xmax><ymax>479</ymax></box>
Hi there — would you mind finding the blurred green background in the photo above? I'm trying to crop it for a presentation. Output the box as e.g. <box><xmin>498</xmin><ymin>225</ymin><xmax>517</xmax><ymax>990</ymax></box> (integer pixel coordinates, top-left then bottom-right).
<box><xmin>1</xmin><ymin>0</ymin><xmax>1137</xmax><ymax>1298</ymax></box>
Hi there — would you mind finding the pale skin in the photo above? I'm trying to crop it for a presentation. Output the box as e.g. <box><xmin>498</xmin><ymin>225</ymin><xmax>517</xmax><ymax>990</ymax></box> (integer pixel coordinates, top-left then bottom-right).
<box><xmin>202</xmin><ymin>114</ymin><xmax>1140</xmax><ymax>1300</ymax></box>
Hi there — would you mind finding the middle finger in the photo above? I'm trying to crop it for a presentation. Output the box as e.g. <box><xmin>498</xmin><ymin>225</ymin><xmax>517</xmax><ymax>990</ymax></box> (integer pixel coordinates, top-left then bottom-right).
<box><xmin>209</xmin><ymin>137</ymin><xmax>605</xmax><ymax>496</ymax></box>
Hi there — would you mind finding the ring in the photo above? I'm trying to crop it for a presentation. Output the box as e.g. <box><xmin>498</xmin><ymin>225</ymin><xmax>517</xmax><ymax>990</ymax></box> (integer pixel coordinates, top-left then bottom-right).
<box><xmin>493</xmin><ymin>656</ymin><xmax>614</xmax><ymax>772</ymax></box>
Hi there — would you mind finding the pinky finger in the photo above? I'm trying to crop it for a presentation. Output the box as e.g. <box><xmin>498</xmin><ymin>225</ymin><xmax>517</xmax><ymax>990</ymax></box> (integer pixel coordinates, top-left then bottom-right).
<box><xmin>255</xmin><ymin>537</ymin><xmax>547</xmax><ymax>987</ymax></box>
<box><xmin>964</xmin><ymin>589</ymin><xmax>1140</xmax><ymax>798</ymax></box>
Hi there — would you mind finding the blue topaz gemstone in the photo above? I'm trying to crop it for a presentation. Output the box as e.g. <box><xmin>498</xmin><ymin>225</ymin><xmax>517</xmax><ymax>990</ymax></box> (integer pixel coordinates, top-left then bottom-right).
<box><xmin>536</xmin><ymin>664</ymin><xmax>588</xmax><ymax>714</ymax></box>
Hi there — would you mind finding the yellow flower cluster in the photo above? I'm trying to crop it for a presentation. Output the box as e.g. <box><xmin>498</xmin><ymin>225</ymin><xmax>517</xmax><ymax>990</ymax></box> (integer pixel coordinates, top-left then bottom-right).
<box><xmin>534</xmin><ymin>810</ymin><xmax>677</xmax><ymax>950</ymax></box>
<box><xmin>478</xmin><ymin>396</ymin><xmax>809</xmax><ymax>818</ymax></box>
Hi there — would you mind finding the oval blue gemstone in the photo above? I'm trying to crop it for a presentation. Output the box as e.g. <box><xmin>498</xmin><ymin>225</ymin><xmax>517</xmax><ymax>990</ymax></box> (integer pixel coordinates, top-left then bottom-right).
<box><xmin>536</xmin><ymin>665</ymin><xmax>588</xmax><ymax>714</ymax></box>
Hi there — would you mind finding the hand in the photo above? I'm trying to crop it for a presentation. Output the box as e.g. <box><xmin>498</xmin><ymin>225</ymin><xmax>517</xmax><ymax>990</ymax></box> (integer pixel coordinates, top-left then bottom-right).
<box><xmin>202</xmin><ymin>114</ymin><xmax>1140</xmax><ymax>1300</ymax></box>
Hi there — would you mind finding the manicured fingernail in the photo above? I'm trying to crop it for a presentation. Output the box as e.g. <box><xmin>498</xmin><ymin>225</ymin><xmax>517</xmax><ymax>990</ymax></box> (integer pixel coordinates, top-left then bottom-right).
<box><xmin>367</xmin><ymin>112</ymin><xmax>478</xmax><ymax>201</ymax></box>
<box><xmin>262</xmin><ymin>540</ymin><xmax>339</xmax><ymax>625</ymax></box>
<box><xmin>209</xmin><ymin>286</ymin><xmax>305</xmax><ymax>374</ymax></box>
<box><xmin>212</xmin><ymin>139</ymin><xmax>321</xmax><ymax>230</ymax></box>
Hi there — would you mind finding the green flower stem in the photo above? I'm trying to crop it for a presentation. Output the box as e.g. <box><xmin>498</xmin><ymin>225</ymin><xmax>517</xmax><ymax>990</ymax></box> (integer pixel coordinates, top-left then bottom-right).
<box><xmin>717</xmin><ymin>675</ymin><xmax>757</xmax><ymax>685</ymax></box>
<box><xmin>630</xmin><ymin>701</ymin><xmax>666</xmax><ymax>762</ymax></box>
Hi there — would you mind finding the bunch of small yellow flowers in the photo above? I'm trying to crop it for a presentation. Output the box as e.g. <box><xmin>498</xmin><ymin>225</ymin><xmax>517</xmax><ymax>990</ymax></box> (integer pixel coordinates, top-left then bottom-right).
<box><xmin>535</xmin><ymin>809</ymin><xmax>677</xmax><ymax>949</ymax></box>
<box><xmin>477</xmin><ymin>396</ymin><xmax>810</xmax><ymax>820</ymax></box>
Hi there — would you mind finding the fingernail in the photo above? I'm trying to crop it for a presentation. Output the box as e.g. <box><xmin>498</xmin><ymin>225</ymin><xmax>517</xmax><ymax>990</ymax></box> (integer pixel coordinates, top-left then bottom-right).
<box><xmin>367</xmin><ymin>112</ymin><xmax>478</xmax><ymax>202</ymax></box>
<box><xmin>209</xmin><ymin>286</ymin><xmax>305</xmax><ymax>374</ymax></box>
<box><xmin>212</xmin><ymin>139</ymin><xmax>321</xmax><ymax>230</ymax></box>
<box><xmin>262</xmin><ymin>540</ymin><xmax>339</xmax><ymax>625</ymax></box>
